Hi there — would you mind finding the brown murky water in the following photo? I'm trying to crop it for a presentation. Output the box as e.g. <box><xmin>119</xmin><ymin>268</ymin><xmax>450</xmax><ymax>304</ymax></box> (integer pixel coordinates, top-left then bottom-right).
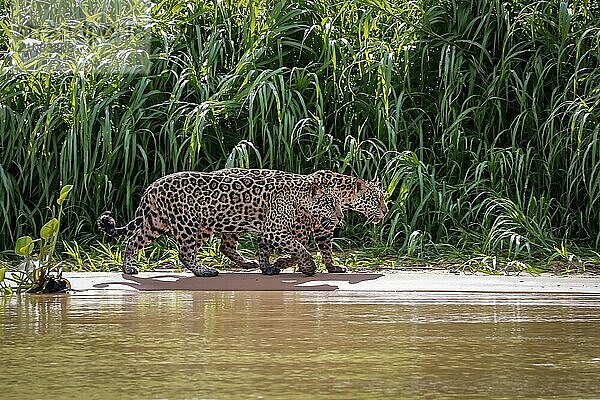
<box><xmin>2</xmin><ymin>291</ymin><xmax>600</xmax><ymax>399</ymax></box>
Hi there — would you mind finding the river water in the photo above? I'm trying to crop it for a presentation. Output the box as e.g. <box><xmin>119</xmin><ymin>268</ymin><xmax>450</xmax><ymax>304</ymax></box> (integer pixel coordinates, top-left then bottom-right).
<box><xmin>2</xmin><ymin>291</ymin><xmax>600</xmax><ymax>399</ymax></box>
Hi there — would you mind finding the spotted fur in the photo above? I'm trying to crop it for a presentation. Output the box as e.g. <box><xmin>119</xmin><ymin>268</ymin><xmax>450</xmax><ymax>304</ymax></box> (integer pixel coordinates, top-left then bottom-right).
<box><xmin>98</xmin><ymin>169</ymin><xmax>343</xmax><ymax>277</ymax></box>
<box><xmin>220</xmin><ymin>169</ymin><xmax>388</xmax><ymax>273</ymax></box>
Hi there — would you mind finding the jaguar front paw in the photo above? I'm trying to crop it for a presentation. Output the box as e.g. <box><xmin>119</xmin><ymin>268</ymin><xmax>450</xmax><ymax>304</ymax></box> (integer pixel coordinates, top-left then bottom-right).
<box><xmin>191</xmin><ymin>266</ymin><xmax>219</xmax><ymax>277</ymax></box>
<box><xmin>272</xmin><ymin>256</ymin><xmax>296</xmax><ymax>271</ymax></box>
<box><xmin>240</xmin><ymin>260</ymin><xmax>260</xmax><ymax>269</ymax></box>
<box><xmin>326</xmin><ymin>265</ymin><xmax>347</xmax><ymax>273</ymax></box>
<box><xmin>298</xmin><ymin>266</ymin><xmax>316</xmax><ymax>276</ymax></box>
<box><xmin>261</xmin><ymin>266</ymin><xmax>281</xmax><ymax>275</ymax></box>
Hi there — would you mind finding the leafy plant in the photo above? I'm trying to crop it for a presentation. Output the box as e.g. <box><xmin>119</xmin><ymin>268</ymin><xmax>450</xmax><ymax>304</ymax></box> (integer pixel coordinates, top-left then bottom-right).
<box><xmin>2</xmin><ymin>185</ymin><xmax>73</xmax><ymax>293</ymax></box>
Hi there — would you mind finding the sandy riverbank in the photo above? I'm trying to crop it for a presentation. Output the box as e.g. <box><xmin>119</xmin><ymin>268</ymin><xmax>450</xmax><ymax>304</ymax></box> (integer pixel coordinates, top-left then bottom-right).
<box><xmin>59</xmin><ymin>270</ymin><xmax>600</xmax><ymax>294</ymax></box>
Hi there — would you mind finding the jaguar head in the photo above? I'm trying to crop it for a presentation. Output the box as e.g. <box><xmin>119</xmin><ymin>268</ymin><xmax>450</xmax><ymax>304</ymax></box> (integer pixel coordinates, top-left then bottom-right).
<box><xmin>308</xmin><ymin>183</ymin><xmax>344</xmax><ymax>230</ymax></box>
<box><xmin>348</xmin><ymin>179</ymin><xmax>388</xmax><ymax>224</ymax></box>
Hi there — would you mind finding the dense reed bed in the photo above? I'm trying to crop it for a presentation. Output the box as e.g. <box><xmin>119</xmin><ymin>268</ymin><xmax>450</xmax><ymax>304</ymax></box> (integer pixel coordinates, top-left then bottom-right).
<box><xmin>0</xmin><ymin>0</ymin><xmax>599</xmax><ymax>269</ymax></box>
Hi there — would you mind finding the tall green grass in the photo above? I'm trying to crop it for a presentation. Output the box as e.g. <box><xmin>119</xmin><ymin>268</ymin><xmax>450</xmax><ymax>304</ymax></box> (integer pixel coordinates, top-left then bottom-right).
<box><xmin>0</xmin><ymin>0</ymin><xmax>599</xmax><ymax>266</ymax></box>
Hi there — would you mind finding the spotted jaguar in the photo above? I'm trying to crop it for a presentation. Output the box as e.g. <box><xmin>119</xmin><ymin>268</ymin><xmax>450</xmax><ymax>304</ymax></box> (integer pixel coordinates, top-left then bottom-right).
<box><xmin>220</xmin><ymin>169</ymin><xmax>388</xmax><ymax>274</ymax></box>
<box><xmin>97</xmin><ymin>169</ymin><xmax>343</xmax><ymax>277</ymax></box>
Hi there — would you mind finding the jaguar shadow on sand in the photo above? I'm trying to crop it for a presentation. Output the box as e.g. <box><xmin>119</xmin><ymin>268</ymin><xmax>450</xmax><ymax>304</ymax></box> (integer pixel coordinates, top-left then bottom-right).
<box><xmin>91</xmin><ymin>272</ymin><xmax>385</xmax><ymax>291</ymax></box>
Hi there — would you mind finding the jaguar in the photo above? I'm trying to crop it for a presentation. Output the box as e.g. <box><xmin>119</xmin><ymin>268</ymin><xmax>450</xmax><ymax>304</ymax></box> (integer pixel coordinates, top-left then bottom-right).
<box><xmin>97</xmin><ymin>169</ymin><xmax>343</xmax><ymax>277</ymax></box>
<box><xmin>219</xmin><ymin>169</ymin><xmax>388</xmax><ymax>274</ymax></box>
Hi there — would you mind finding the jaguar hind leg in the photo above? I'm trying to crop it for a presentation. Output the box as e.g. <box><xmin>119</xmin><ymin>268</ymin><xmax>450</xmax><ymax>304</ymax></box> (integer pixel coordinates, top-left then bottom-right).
<box><xmin>122</xmin><ymin>232</ymin><xmax>145</xmax><ymax>274</ymax></box>
<box><xmin>119</xmin><ymin>205</ymin><xmax>170</xmax><ymax>275</ymax></box>
<box><xmin>121</xmin><ymin>230</ymin><xmax>160</xmax><ymax>275</ymax></box>
<box><xmin>176</xmin><ymin>226</ymin><xmax>218</xmax><ymax>277</ymax></box>
<box><xmin>122</xmin><ymin>223</ymin><xmax>164</xmax><ymax>274</ymax></box>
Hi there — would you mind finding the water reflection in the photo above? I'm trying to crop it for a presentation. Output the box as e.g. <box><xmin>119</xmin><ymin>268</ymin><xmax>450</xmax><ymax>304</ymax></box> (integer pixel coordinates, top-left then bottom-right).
<box><xmin>2</xmin><ymin>291</ymin><xmax>600</xmax><ymax>399</ymax></box>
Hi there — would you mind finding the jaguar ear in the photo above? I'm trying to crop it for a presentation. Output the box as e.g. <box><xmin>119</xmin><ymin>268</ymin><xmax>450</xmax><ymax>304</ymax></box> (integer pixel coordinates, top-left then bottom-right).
<box><xmin>355</xmin><ymin>179</ymin><xmax>367</xmax><ymax>193</ymax></box>
<box><xmin>310</xmin><ymin>183</ymin><xmax>324</xmax><ymax>197</ymax></box>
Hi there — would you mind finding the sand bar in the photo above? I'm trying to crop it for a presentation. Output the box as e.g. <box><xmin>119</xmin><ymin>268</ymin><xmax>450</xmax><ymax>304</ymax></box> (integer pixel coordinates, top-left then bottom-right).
<box><xmin>54</xmin><ymin>270</ymin><xmax>600</xmax><ymax>294</ymax></box>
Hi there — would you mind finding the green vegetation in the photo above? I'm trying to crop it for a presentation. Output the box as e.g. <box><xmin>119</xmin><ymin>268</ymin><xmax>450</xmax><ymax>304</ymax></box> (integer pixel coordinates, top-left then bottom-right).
<box><xmin>0</xmin><ymin>0</ymin><xmax>599</xmax><ymax>273</ymax></box>
<box><xmin>3</xmin><ymin>185</ymin><xmax>72</xmax><ymax>293</ymax></box>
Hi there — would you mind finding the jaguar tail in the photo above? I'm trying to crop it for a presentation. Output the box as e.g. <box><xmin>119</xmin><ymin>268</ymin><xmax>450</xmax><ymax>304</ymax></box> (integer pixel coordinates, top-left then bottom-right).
<box><xmin>97</xmin><ymin>211</ymin><xmax>138</xmax><ymax>237</ymax></box>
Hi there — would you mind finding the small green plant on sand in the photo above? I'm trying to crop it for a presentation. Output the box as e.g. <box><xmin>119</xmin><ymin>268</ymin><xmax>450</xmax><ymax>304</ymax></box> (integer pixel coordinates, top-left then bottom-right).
<box><xmin>3</xmin><ymin>185</ymin><xmax>73</xmax><ymax>294</ymax></box>
<box><xmin>0</xmin><ymin>261</ymin><xmax>10</xmax><ymax>295</ymax></box>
